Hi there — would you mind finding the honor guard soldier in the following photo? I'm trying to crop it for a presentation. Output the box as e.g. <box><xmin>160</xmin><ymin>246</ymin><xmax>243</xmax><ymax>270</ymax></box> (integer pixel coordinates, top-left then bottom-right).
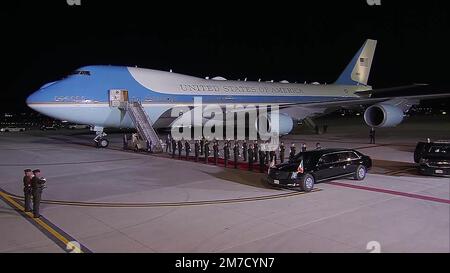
<box><xmin>185</xmin><ymin>140</ymin><xmax>191</xmax><ymax>160</ymax></box>
<box><xmin>200</xmin><ymin>137</ymin><xmax>205</xmax><ymax>155</ymax></box>
<box><xmin>369</xmin><ymin>127</ymin><xmax>376</xmax><ymax>144</ymax></box>
<box><xmin>213</xmin><ymin>141</ymin><xmax>219</xmax><ymax>165</ymax></box>
<box><xmin>259</xmin><ymin>150</ymin><xmax>265</xmax><ymax>173</ymax></box>
<box><xmin>165</xmin><ymin>135</ymin><xmax>171</xmax><ymax>153</ymax></box>
<box><xmin>123</xmin><ymin>134</ymin><xmax>128</xmax><ymax>150</ymax></box>
<box><xmin>289</xmin><ymin>143</ymin><xmax>296</xmax><ymax>161</ymax></box>
<box><xmin>233</xmin><ymin>142</ymin><xmax>239</xmax><ymax>169</ymax></box>
<box><xmin>223</xmin><ymin>142</ymin><xmax>230</xmax><ymax>167</ymax></box>
<box><xmin>171</xmin><ymin>139</ymin><xmax>177</xmax><ymax>158</ymax></box>
<box><xmin>204</xmin><ymin>140</ymin><xmax>210</xmax><ymax>164</ymax></box>
<box><xmin>31</xmin><ymin>169</ymin><xmax>46</xmax><ymax>218</ymax></box>
<box><xmin>177</xmin><ymin>139</ymin><xmax>183</xmax><ymax>159</ymax></box>
<box><xmin>194</xmin><ymin>140</ymin><xmax>200</xmax><ymax>162</ymax></box>
<box><xmin>254</xmin><ymin>141</ymin><xmax>259</xmax><ymax>162</ymax></box>
<box><xmin>301</xmin><ymin>143</ymin><xmax>307</xmax><ymax>152</ymax></box>
<box><xmin>248</xmin><ymin>144</ymin><xmax>254</xmax><ymax>171</ymax></box>
<box><xmin>279</xmin><ymin>142</ymin><xmax>285</xmax><ymax>163</ymax></box>
<box><xmin>23</xmin><ymin>169</ymin><xmax>33</xmax><ymax>212</ymax></box>
<box><xmin>269</xmin><ymin>150</ymin><xmax>276</xmax><ymax>164</ymax></box>
<box><xmin>315</xmin><ymin>142</ymin><xmax>322</xmax><ymax>150</ymax></box>
<box><xmin>242</xmin><ymin>141</ymin><xmax>248</xmax><ymax>162</ymax></box>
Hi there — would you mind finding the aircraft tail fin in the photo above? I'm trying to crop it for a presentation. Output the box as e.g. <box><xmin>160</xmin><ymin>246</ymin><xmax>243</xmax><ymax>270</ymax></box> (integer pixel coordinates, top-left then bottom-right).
<box><xmin>335</xmin><ymin>39</ymin><xmax>377</xmax><ymax>86</ymax></box>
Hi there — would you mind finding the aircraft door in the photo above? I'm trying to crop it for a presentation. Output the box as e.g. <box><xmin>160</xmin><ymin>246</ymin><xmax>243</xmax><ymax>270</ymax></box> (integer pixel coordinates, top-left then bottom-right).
<box><xmin>109</xmin><ymin>89</ymin><xmax>129</xmax><ymax>108</ymax></box>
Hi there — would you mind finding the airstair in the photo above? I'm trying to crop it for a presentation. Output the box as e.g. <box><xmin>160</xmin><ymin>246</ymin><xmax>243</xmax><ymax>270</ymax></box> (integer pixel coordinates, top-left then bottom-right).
<box><xmin>127</xmin><ymin>101</ymin><xmax>163</xmax><ymax>153</ymax></box>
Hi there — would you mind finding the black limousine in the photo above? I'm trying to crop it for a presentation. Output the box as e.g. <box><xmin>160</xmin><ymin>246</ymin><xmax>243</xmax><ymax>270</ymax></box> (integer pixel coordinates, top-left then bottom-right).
<box><xmin>414</xmin><ymin>140</ymin><xmax>450</xmax><ymax>177</ymax></box>
<box><xmin>267</xmin><ymin>148</ymin><xmax>372</xmax><ymax>192</ymax></box>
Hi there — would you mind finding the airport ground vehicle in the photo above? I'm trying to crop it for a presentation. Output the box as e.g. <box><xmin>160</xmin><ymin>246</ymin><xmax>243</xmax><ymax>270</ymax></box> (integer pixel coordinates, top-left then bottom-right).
<box><xmin>267</xmin><ymin>148</ymin><xmax>372</xmax><ymax>192</ymax></box>
<box><xmin>40</xmin><ymin>125</ymin><xmax>57</xmax><ymax>130</ymax></box>
<box><xmin>68</xmin><ymin>124</ymin><xmax>90</xmax><ymax>130</ymax></box>
<box><xmin>414</xmin><ymin>140</ymin><xmax>450</xmax><ymax>177</ymax></box>
<box><xmin>0</xmin><ymin>126</ymin><xmax>25</xmax><ymax>132</ymax></box>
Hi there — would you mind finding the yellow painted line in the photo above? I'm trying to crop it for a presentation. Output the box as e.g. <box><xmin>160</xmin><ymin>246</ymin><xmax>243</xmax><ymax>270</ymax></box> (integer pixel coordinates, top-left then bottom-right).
<box><xmin>0</xmin><ymin>191</ymin><xmax>83</xmax><ymax>253</ymax></box>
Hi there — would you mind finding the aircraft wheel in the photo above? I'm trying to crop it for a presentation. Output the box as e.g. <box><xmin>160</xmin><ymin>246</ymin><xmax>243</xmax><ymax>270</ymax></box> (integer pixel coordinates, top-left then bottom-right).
<box><xmin>99</xmin><ymin>138</ymin><xmax>109</xmax><ymax>148</ymax></box>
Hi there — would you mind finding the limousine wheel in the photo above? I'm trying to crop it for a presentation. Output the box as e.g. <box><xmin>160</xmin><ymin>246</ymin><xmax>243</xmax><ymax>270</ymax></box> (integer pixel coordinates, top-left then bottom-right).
<box><xmin>300</xmin><ymin>174</ymin><xmax>315</xmax><ymax>192</ymax></box>
<box><xmin>354</xmin><ymin>165</ymin><xmax>367</xmax><ymax>180</ymax></box>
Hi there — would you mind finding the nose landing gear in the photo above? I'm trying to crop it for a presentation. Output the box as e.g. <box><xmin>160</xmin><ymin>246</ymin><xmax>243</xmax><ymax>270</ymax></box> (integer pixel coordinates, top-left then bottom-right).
<box><xmin>92</xmin><ymin>126</ymin><xmax>109</xmax><ymax>148</ymax></box>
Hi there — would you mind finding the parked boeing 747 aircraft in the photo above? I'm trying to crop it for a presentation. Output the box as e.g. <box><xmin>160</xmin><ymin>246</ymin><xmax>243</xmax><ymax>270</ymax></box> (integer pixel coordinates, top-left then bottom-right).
<box><xmin>26</xmin><ymin>39</ymin><xmax>450</xmax><ymax>148</ymax></box>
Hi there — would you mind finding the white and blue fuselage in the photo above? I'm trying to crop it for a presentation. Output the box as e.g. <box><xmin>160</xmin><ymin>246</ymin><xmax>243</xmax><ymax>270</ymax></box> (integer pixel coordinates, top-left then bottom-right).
<box><xmin>26</xmin><ymin>65</ymin><xmax>366</xmax><ymax>129</ymax></box>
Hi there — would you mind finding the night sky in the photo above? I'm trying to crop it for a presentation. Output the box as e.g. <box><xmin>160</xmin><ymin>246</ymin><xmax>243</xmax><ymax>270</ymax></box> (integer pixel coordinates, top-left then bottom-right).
<box><xmin>1</xmin><ymin>1</ymin><xmax>450</xmax><ymax>112</ymax></box>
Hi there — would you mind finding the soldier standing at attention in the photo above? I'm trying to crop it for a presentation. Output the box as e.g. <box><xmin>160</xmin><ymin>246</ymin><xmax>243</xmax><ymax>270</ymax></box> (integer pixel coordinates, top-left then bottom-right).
<box><xmin>23</xmin><ymin>169</ymin><xmax>33</xmax><ymax>212</ymax></box>
<box><xmin>204</xmin><ymin>140</ymin><xmax>210</xmax><ymax>164</ymax></box>
<box><xmin>242</xmin><ymin>141</ymin><xmax>248</xmax><ymax>162</ymax></box>
<box><xmin>171</xmin><ymin>138</ymin><xmax>176</xmax><ymax>158</ymax></box>
<box><xmin>369</xmin><ymin>127</ymin><xmax>376</xmax><ymax>144</ymax></box>
<box><xmin>233</xmin><ymin>141</ymin><xmax>239</xmax><ymax>169</ymax></box>
<box><xmin>200</xmin><ymin>137</ymin><xmax>205</xmax><ymax>155</ymax></box>
<box><xmin>289</xmin><ymin>143</ymin><xmax>296</xmax><ymax>161</ymax></box>
<box><xmin>213</xmin><ymin>141</ymin><xmax>219</xmax><ymax>165</ymax></box>
<box><xmin>259</xmin><ymin>149</ymin><xmax>265</xmax><ymax>173</ymax></box>
<box><xmin>185</xmin><ymin>140</ymin><xmax>191</xmax><ymax>160</ymax></box>
<box><xmin>177</xmin><ymin>139</ymin><xmax>183</xmax><ymax>159</ymax></box>
<box><xmin>223</xmin><ymin>142</ymin><xmax>230</xmax><ymax>168</ymax></box>
<box><xmin>269</xmin><ymin>150</ymin><xmax>276</xmax><ymax>164</ymax></box>
<box><xmin>165</xmin><ymin>135</ymin><xmax>171</xmax><ymax>153</ymax></box>
<box><xmin>31</xmin><ymin>169</ymin><xmax>46</xmax><ymax>218</ymax></box>
<box><xmin>315</xmin><ymin>142</ymin><xmax>322</xmax><ymax>150</ymax></box>
<box><xmin>279</xmin><ymin>142</ymin><xmax>285</xmax><ymax>163</ymax></box>
<box><xmin>301</xmin><ymin>143</ymin><xmax>307</xmax><ymax>152</ymax></box>
<box><xmin>254</xmin><ymin>141</ymin><xmax>259</xmax><ymax>162</ymax></box>
<box><xmin>248</xmin><ymin>144</ymin><xmax>254</xmax><ymax>171</ymax></box>
<box><xmin>194</xmin><ymin>140</ymin><xmax>200</xmax><ymax>162</ymax></box>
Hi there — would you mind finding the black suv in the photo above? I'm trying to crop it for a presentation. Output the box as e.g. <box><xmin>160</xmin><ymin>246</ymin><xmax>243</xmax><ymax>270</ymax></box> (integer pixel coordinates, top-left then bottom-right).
<box><xmin>414</xmin><ymin>141</ymin><xmax>450</xmax><ymax>177</ymax></box>
<box><xmin>267</xmin><ymin>148</ymin><xmax>372</xmax><ymax>192</ymax></box>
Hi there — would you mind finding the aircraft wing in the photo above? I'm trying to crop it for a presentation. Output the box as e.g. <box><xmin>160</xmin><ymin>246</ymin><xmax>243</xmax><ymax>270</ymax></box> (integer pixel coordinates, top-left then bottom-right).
<box><xmin>279</xmin><ymin>92</ymin><xmax>450</xmax><ymax>109</ymax></box>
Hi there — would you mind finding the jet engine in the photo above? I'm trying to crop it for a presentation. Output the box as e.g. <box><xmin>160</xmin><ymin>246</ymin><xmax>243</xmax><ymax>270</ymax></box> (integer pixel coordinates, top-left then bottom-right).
<box><xmin>364</xmin><ymin>103</ymin><xmax>404</xmax><ymax>127</ymax></box>
<box><xmin>256</xmin><ymin>113</ymin><xmax>294</xmax><ymax>136</ymax></box>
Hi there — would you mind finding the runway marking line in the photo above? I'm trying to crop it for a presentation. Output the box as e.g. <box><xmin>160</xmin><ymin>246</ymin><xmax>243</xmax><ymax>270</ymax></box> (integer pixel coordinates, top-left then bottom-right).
<box><xmin>327</xmin><ymin>181</ymin><xmax>450</xmax><ymax>205</ymax></box>
<box><xmin>0</xmin><ymin>190</ymin><xmax>91</xmax><ymax>253</ymax></box>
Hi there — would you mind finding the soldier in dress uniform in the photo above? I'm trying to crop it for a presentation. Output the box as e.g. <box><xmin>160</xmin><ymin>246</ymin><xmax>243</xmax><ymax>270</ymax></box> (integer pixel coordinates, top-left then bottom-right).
<box><xmin>301</xmin><ymin>143</ymin><xmax>307</xmax><ymax>152</ymax></box>
<box><xmin>213</xmin><ymin>141</ymin><xmax>219</xmax><ymax>165</ymax></box>
<box><xmin>31</xmin><ymin>169</ymin><xmax>46</xmax><ymax>218</ymax></box>
<box><xmin>194</xmin><ymin>140</ymin><xmax>200</xmax><ymax>162</ymax></box>
<box><xmin>248</xmin><ymin>144</ymin><xmax>254</xmax><ymax>171</ymax></box>
<box><xmin>200</xmin><ymin>137</ymin><xmax>205</xmax><ymax>155</ymax></box>
<box><xmin>289</xmin><ymin>143</ymin><xmax>296</xmax><ymax>160</ymax></box>
<box><xmin>23</xmin><ymin>169</ymin><xmax>33</xmax><ymax>212</ymax></box>
<box><xmin>204</xmin><ymin>140</ymin><xmax>210</xmax><ymax>164</ymax></box>
<box><xmin>223</xmin><ymin>142</ymin><xmax>230</xmax><ymax>168</ymax></box>
<box><xmin>185</xmin><ymin>140</ymin><xmax>191</xmax><ymax>160</ymax></box>
<box><xmin>233</xmin><ymin>141</ymin><xmax>239</xmax><ymax>169</ymax></box>
<box><xmin>259</xmin><ymin>150</ymin><xmax>265</xmax><ymax>173</ymax></box>
<box><xmin>279</xmin><ymin>142</ymin><xmax>285</xmax><ymax>163</ymax></box>
<box><xmin>254</xmin><ymin>141</ymin><xmax>259</xmax><ymax>162</ymax></box>
<box><xmin>177</xmin><ymin>139</ymin><xmax>183</xmax><ymax>159</ymax></box>
<box><xmin>242</xmin><ymin>141</ymin><xmax>248</xmax><ymax>162</ymax></box>
<box><xmin>171</xmin><ymin>138</ymin><xmax>176</xmax><ymax>158</ymax></box>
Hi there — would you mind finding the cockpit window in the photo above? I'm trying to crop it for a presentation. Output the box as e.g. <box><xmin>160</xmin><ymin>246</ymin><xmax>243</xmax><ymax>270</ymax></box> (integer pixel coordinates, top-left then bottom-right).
<box><xmin>71</xmin><ymin>70</ymin><xmax>91</xmax><ymax>76</ymax></box>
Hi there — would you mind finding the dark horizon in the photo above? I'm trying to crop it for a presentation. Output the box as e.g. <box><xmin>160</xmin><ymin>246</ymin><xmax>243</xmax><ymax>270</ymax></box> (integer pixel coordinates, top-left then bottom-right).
<box><xmin>1</xmin><ymin>1</ymin><xmax>450</xmax><ymax>112</ymax></box>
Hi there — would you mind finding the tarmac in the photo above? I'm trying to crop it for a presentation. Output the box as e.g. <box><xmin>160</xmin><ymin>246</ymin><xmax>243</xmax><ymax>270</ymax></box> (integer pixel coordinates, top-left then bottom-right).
<box><xmin>0</xmin><ymin>115</ymin><xmax>449</xmax><ymax>253</ymax></box>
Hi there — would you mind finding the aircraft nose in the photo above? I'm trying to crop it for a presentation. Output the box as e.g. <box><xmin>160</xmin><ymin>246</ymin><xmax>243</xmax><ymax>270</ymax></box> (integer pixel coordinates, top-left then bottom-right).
<box><xmin>26</xmin><ymin>81</ymin><xmax>58</xmax><ymax>108</ymax></box>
